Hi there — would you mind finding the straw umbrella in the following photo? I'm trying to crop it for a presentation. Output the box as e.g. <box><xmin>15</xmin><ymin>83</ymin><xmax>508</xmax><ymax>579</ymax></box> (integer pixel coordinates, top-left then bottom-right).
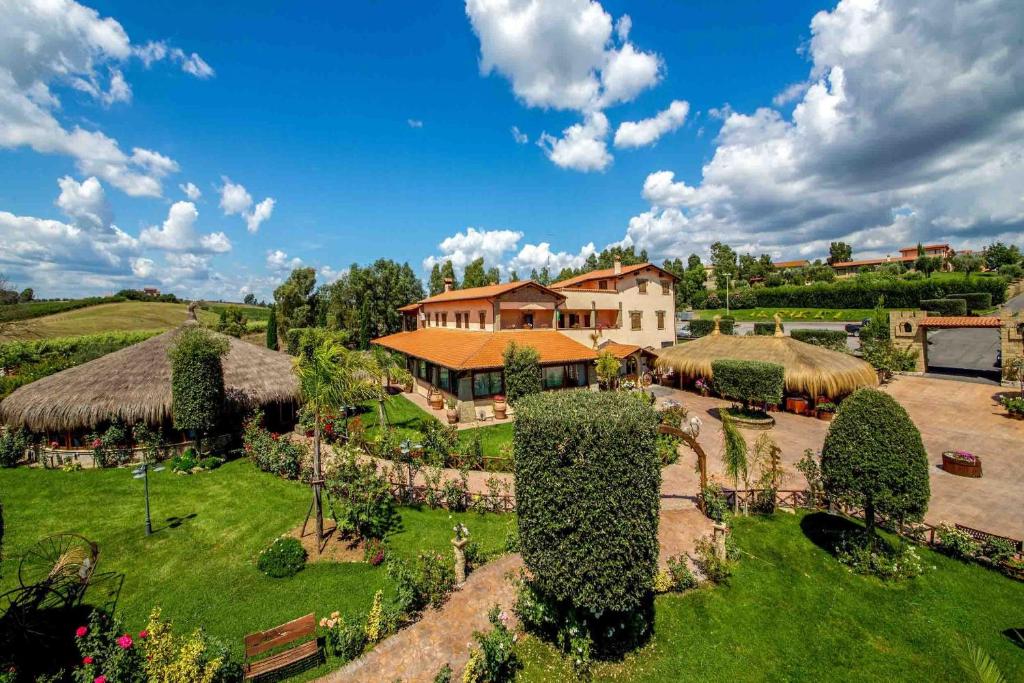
<box><xmin>656</xmin><ymin>316</ymin><xmax>877</xmax><ymax>400</ymax></box>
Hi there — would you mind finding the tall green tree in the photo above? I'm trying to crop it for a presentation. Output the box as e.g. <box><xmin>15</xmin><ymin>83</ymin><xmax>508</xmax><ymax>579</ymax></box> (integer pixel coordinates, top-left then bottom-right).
<box><xmin>828</xmin><ymin>241</ymin><xmax>853</xmax><ymax>265</ymax></box>
<box><xmin>266</xmin><ymin>305</ymin><xmax>278</xmax><ymax>350</ymax></box>
<box><xmin>594</xmin><ymin>350</ymin><xmax>621</xmax><ymax>388</ymax></box>
<box><xmin>508</xmin><ymin>269</ymin><xmax>520</xmax><ymax>282</ymax></box>
<box><xmin>720</xmin><ymin>412</ymin><xmax>748</xmax><ymax>514</ymax></box>
<box><xmin>462</xmin><ymin>257</ymin><xmax>492</xmax><ymax>288</ymax></box>
<box><xmin>952</xmin><ymin>253</ymin><xmax>984</xmax><ymax>278</ymax></box>
<box><xmin>710</xmin><ymin>242</ymin><xmax>738</xmax><ymax>290</ymax></box>
<box><xmin>983</xmin><ymin>241</ymin><xmax>1022</xmax><ymax>270</ymax></box>
<box><xmin>168</xmin><ymin>326</ymin><xmax>229</xmax><ymax>452</ymax></box>
<box><xmin>324</xmin><ymin>259</ymin><xmax>424</xmax><ymax>347</ymax></box>
<box><xmin>439</xmin><ymin>260</ymin><xmax>459</xmax><ymax>290</ymax></box>
<box><xmin>428</xmin><ymin>263</ymin><xmax>445</xmax><ymax>296</ymax></box>
<box><xmin>273</xmin><ymin>267</ymin><xmax>318</xmax><ymax>340</ymax></box>
<box><xmin>502</xmin><ymin>341</ymin><xmax>542</xmax><ymax>402</ymax></box>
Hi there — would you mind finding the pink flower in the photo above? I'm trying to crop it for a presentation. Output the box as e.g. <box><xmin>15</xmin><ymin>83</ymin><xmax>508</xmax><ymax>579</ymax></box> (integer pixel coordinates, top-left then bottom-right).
<box><xmin>95</xmin><ymin>676</ymin><xmax>107</xmax><ymax>683</ymax></box>
<box><xmin>92</xmin><ymin>439</ymin><xmax>102</xmax><ymax>449</ymax></box>
<box><xmin>116</xmin><ymin>634</ymin><xmax>133</xmax><ymax>649</ymax></box>
<box><xmin>138</xmin><ymin>629</ymin><xmax>149</xmax><ymax>639</ymax></box>
<box><xmin>83</xmin><ymin>656</ymin><xmax>94</xmax><ymax>665</ymax></box>
<box><xmin>75</xmin><ymin>626</ymin><xmax>88</xmax><ymax>638</ymax></box>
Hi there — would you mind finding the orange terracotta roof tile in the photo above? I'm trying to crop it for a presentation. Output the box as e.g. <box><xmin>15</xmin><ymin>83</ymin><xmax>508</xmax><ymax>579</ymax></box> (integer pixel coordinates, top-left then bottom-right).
<box><xmin>918</xmin><ymin>316</ymin><xmax>1001</xmax><ymax>328</ymax></box>
<box><xmin>550</xmin><ymin>262</ymin><xmax>676</xmax><ymax>289</ymax></box>
<box><xmin>397</xmin><ymin>303</ymin><xmax>420</xmax><ymax>312</ymax></box>
<box><xmin>774</xmin><ymin>259</ymin><xmax>810</xmax><ymax>269</ymax></box>
<box><xmin>599</xmin><ymin>342</ymin><xmax>642</xmax><ymax>359</ymax></box>
<box><xmin>416</xmin><ymin>280</ymin><xmax>564</xmax><ymax>305</ymax></box>
<box><xmin>372</xmin><ymin>328</ymin><xmax>597</xmax><ymax>370</ymax></box>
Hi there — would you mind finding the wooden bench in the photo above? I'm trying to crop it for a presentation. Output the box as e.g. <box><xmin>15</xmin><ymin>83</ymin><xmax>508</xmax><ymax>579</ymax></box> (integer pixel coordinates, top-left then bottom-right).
<box><xmin>243</xmin><ymin>613</ymin><xmax>321</xmax><ymax>681</ymax></box>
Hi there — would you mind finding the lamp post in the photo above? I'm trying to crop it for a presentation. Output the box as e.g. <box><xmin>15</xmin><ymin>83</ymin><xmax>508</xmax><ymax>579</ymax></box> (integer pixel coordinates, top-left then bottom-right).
<box><xmin>132</xmin><ymin>453</ymin><xmax>165</xmax><ymax>535</ymax></box>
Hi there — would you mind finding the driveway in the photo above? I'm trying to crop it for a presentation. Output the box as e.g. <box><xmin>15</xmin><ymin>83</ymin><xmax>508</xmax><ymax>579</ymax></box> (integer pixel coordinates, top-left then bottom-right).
<box><xmin>653</xmin><ymin>376</ymin><xmax>1024</xmax><ymax>539</ymax></box>
<box><xmin>926</xmin><ymin>328</ymin><xmax>1000</xmax><ymax>375</ymax></box>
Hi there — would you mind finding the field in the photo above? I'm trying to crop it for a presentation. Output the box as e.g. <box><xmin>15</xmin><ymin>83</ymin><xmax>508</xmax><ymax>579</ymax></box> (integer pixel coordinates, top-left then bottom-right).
<box><xmin>200</xmin><ymin>302</ymin><xmax>272</xmax><ymax>321</ymax></box>
<box><xmin>516</xmin><ymin>512</ymin><xmax>1024</xmax><ymax>682</ymax></box>
<box><xmin>697</xmin><ymin>307</ymin><xmax>891</xmax><ymax>322</ymax></box>
<box><xmin>0</xmin><ymin>301</ymin><xmax>218</xmax><ymax>340</ymax></box>
<box><xmin>355</xmin><ymin>393</ymin><xmax>514</xmax><ymax>459</ymax></box>
<box><xmin>0</xmin><ymin>297</ymin><xmax>122</xmax><ymax>325</ymax></box>
<box><xmin>0</xmin><ymin>460</ymin><xmax>509</xmax><ymax>679</ymax></box>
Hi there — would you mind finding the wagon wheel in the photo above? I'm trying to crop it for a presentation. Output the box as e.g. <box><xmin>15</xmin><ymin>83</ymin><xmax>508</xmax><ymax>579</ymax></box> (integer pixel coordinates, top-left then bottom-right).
<box><xmin>18</xmin><ymin>533</ymin><xmax>98</xmax><ymax>600</ymax></box>
<box><xmin>0</xmin><ymin>585</ymin><xmax>68</xmax><ymax>642</ymax></box>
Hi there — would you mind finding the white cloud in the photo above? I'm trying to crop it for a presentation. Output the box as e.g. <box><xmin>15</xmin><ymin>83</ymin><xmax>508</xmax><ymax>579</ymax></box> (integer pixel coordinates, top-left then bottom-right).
<box><xmin>465</xmin><ymin>0</ymin><xmax>661</xmax><ymax>112</ymax></box>
<box><xmin>179</xmin><ymin>182</ymin><xmax>202</xmax><ymax>200</ymax></box>
<box><xmin>139</xmin><ymin>201</ymin><xmax>231</xmax><ymax>253</ymax></box>
<box><xmin>0</xmin><ymin>0</ymin><xmax>212</xmax><ymax>198</ymax></box>
<box><xmin>135</xmin><ymin>41</ymin><xmax>167</xmax><ymax>67</ymax></box>
<box><xmin>615</xmin><ymin>14</ymin><xmax>632</xmax><ymax>42</ymax></box>
<box><xmin>511</xmin><ymin>126</ymin><xmax>529</xmax><ymax>144</ymax></box>
<box><xmin>619</xmin><ymin>0</ymin><xmax>1024</xmax><ymax>262</ymax></box>
<box><xmin>509</xmin><ymin>241</ymin><xmax>597</xmax><ymax>274</ymax></box>
<box><xmin>219</xmin><ymin>177</ymin><xmax>275</xmax><ymax>233</ymax></box>
<box><xmin>170</xmin><ymin>48</ymin><xmax>215</xmax><ymax>79</ymax></box>
<box><xmin>131</xmin><ymin>257</ymin><xmax>154</xmax><ymax>278</ymax></box>
<box><xmin>130</xmin><ymin>147</ymin><xmax>179</xmax><ymax>177</ymax></box>
<box><xmin>55</xmin><ymin>175</ymin><xmax>112</xmax><ymax>229</ymax></box>
<box><xmin>538</xmin><ymin>111</ymin><xmax>612</xmax><ymax>172</ymax></box>
<box><xmin>407</xmin><ymin>118</ymin><xmax>424</xmax><ymax>128</ymax></box>
<box><xmin>422</xmin><ymin>227</ymin><xmax>524</xmax><ymax>274</ymax></box>
<box><xmin>266</xmin><ymin>249</ymin><xmax>303</xmax><ymax>272</ymax></box>
<box><xmin>614</xmin><ymin>100</ymin><xmax>689</xmax><ymax>148</ymax></box>
<box><xmin>772</xmin><ymin>81</ymin><xmax>809</xmax><ymax>107</ymax></box>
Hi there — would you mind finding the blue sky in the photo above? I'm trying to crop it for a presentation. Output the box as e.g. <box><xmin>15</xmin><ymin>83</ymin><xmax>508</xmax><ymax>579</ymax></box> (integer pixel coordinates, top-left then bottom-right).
<box><xmin>1</xmin><ymin>0</ymin><xmax>1021</xmax><ymax>299</ymax></box>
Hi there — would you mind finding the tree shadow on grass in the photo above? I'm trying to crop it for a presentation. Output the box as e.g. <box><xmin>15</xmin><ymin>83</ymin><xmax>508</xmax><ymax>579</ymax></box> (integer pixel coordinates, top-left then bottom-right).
<box><xmin>799</xmin><ymin>511</ymin><xmax>866</xmax><ymax>557</ymax></box>
<box><xmin>1004</xmin><ymin>627</ymin><xmax>1024</xmax><ymax>650</ymax></box>
<box><xmin>162</xmin><ymin>512</ymin><xmax>198</xmax><ymax>530</ymax></box>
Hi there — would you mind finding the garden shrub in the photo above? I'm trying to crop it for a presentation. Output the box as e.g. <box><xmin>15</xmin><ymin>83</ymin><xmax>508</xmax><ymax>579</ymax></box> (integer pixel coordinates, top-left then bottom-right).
<box><xmin>836</xmin><ymin>535</ymin><xmax>924</xmax><ymax>580</ymax></box>
<box><xmin>750</xmin><ymin>276</ymin><xmax>1007</xmax><ymax>308</ymax></box>
<box><xmin>667</xmin><ymin>555</ymin><xmax>698</xmax><ymax>591</ymax></box>
<box><xmin>656</xmin><ymin>433</ymin><xmax>681</xmax><ymax>465</ymax></box>
<box><xmin>168</xmin><ymin>326</ymin><xmax>228</xmax><ymax>437</ymax></box>
<box><xmin>936</xmin><ymin>524</ymin><xmax>979</xmax><ymax>560</ymax></box>
<box><xmin>0</xmin><ymin>427</ymin><xmax>29</xmax><ymax>468</ymax></box>
<box><xmin>387</xmin><ymin>551</ymin><xmax>456</xmax><ymax>615</ymax></box>
<box><xmin>514</xmin><ymin>390</ymin><xmax>659</xmax><ymax>654</ymax></box>
<box><xmin>946</xmin><ymin>292</ymin><xmax>993</xmax><ymax>312</ymax></box>
<box><xmin>711</xmin><ymin>359</ymin><xmax>785</xmax><ymax>408</ymax></box>
<box><xmin>752</xmin><ymin>321</ymin><xmax>782</xmax><ymax>335</ymax></box>
<box><xmin>243</xmin><ymin>411</ymin><xmax>303</xmax><ymax>479</ymax></box>
<box><xmin>700</xmin><ymin>482</ymin><xmax>728</xmax><ymax>522</ymax></box>
<box><xmin>199</xmin><ymin>456</ymin><xmax>223</xmax><ymax>470</ymax></box>
<box><xmin>790</xmin><ymin>329</ymin><xmax>848</xmax><ymax>351</ymax></box>
<box><xmin>363</xmin><ymin>537</ymin><xmax>387</xmax><ymax>566</ymax></box>
<box><xmin>86</xmin><ymin>420</ymin><xmax>133</xmax><ymax>468</ymax></box>
<box><xmin>998</xmin><ymin>263</ymin><xmax>1023</xmax><ymax>279</ymax></box>
<box><xmin>171</xmin><ymin>448</ymin><xmax>200</xmax><ymax>473</ymax></box>
<box><xmin>502</xmin><ymin>341</ymin><xmax>542</xmax><ymax>403</ymax></box>
<box><xmin>433</xmin><ymin>663</ymin><xmax>453</xmax><ymax>683</ymax></box>
<box><xmin>821</xmin><ymin>389</ymin><xmax>930</xmax><ymax>538</ymax></box>
<box><xmin>462</xmin><ymin>606</ymin><xmax>520</xmax><ymax>683</ymax></box>
<box><xmin>326</xmin><ymin>449</ymin><xmax>397</xmax><ymax>540</ymax></box>
<box><xmin>285</xmin><ymin>327</ymin><xmax>313</xmax><ymax>355</ymax></box>
<box><xmin>320</xmin><ymin>613</ymin><xmax>367</xmax><ymax>662</ymax></box>
<box><xmin>920</xmin><ymin>298</ymin><xmax>967</xmax><ymax>316</ymax></box>
<box><xmin>689</xmin><ymin>317</ymin><xmax>735</xmax><ymax>337</ymax></box>
<box><xmin>257</xmin><ymin>536</ymin><xmax>307</xmax><ymax>578</ymax></box>
<box><xmin>693</xmin><ymin>535</ymin><xmax>732</xmax><ymax>583</ymax></box>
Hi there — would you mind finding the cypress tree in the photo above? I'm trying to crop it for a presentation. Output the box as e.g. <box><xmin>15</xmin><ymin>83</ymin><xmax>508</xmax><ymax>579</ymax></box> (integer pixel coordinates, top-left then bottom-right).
<box><xmin>266</xmin><ymin>305</ymin><xmax>278</xmax><ymax>350</ymax></box>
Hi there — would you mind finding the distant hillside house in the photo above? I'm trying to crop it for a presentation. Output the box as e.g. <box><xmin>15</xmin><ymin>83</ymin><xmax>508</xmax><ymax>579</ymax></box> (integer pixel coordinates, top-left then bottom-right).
<box><xmin>831</xmin><ymin>243</ymin><xmax>952</xmax><ymax>277</ymax></box>
<box><xmin>143</xmin><ymin>286</ymin><xmax>161</xmax><ymax>297</ymax></box>
<box><xmin>773</xmin><ymin>259</ymin><xmax>810</xmax><ymax>270</ymax></box>
<box><xmin>375</xmin><ymin>260</ymin><xmax>674</xmax><ymax>418</ymax></box>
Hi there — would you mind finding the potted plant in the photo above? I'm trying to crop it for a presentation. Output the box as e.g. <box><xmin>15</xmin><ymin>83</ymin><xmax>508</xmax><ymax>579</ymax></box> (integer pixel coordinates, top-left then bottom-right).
<box><xmin>815</xmin><ymin>402</ymin><xmax>837</xmax><ymax>422</ymax></box>
<box><xmin>942</xmin><ymin>450</ymin><xmax>983</xmax><ymax>477</ymax></box>
<box><xmin>493</xmin><ymin>394</ymin><xmax>507</xmax><ymax>420</ymax></box>
<box><xmin>445</xmin><ymin>396</ymin><xmax>459</xmax><ymax>424</ymax></box>
<box><xmin>695</xmin><ymin>377</ymin><xmax>710</xmax><ymax>397</ymax></box>
<box><xmin>428</xmin><ymin>387</ymin><xmax>444</xmax><ymax>410</ymax></box>
<box><xmin>1001</xmin><ymin>395</ymin><xmax>1024</xmax><ymax>419</ymax></box>
<box><xmin>785</xmin><ymin>395</ymin><xmax>810</xmax><ymax>415</ymax></box>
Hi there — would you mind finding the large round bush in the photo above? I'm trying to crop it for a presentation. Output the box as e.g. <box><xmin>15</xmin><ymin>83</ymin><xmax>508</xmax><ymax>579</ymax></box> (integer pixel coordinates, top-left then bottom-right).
<box><xmin>514</xmin><ymin>390</ymin><xmax>660</xmax><ymax>614</ymax></box>
<box><xmin>257</xmin><ymin>537</ymin><xmax>307</xmax><ymax>578</ymax></box>
<box><xmin>821</xmin><ymin>388</ymin><xmax>929</xmax><ymax>535</ymax></box>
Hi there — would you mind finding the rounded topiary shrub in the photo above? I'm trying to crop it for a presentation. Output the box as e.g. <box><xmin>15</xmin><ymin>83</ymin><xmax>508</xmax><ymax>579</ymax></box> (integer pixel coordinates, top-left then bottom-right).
<box><xmin>821</xmin><ymin>388</ymin><xmax>929</xmax><ymax>536</ymax></box>
<box><xmin>514</xmin><ymin>390</ymin><xmax>660</xmax><ymax>615</ymax></box>
<box><xmin>257</xmin><ymin>536</ymin><xmax>307</xmax><ymax>578</ymax></box>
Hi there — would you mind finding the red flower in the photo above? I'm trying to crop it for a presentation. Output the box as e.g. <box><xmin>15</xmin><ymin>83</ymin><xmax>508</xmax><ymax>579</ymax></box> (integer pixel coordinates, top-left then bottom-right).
<box><xmin>75</xmin><ymin>626</ymin><xmax>88</xmax><ymax>638</ymax></box>
<box><xmin>95</xmin><ymin>676</ymin><xmax>107</xmax><ymax>683</ymax></box>
<box><xmin>83</xmin><ymin>656</ymin><xmax>94</xmax><ymax>665</ymax></box>
<box><xmin>138</xmin><ymin>629</ymin><xmax>149</xmax><ymax>639</ymax></box>
<box><xmin>116</xmin><ymin>634</ymin><xmax>133</xmax><ymax>649</ymax></box>
<box><xmin>92</xmin><ymin>439</ymin><xmax>102</xmax><ymax>449</ymax></box>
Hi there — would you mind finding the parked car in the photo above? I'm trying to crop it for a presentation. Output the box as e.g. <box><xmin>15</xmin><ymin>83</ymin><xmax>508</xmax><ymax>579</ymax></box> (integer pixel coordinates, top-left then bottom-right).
<box><xmin>845</xmin><ymin>318</ymin><xmax>871</xmax><ymax>336</ymax></box>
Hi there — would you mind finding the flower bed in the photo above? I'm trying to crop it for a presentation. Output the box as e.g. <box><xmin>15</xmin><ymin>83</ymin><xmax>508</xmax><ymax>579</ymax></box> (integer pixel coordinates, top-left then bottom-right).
<box><xmin>721</xmin><ymin>406</ymin><xmax>775</xmax><ymax>430</ymax></box>
<box><xmin>941</xmin><ymin>450</ymin><xmax>982</xmax><ymax>478</ymax></box>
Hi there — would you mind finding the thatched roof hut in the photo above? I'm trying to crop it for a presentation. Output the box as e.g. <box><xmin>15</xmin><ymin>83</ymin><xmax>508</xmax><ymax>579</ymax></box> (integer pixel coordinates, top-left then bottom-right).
<box><xmin>0</xmin><ymin>323</ymin><xmax>299</xmax><ymax>432</ymax></box>
<box><xmin>656</xmin><ymin>317</ymin><xmax>877</xmax><ymax>398</ymax></box>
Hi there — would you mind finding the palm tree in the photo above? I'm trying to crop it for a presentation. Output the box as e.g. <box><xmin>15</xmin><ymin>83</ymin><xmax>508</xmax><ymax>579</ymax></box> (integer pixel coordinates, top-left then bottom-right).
<box><xmin>294</xmin><ymin>337</ymin><xmax>377</xmax><ymax>550</ymax></box>
<box><xmin>369</xmin><ymin>346</ymin><xmax>412</xmax><ymax>427</ymax></box>
<box><xmin>956</xmin><ymin>640</ymin><xmax>1006</xmax><ymax>683</ymax></box>
<box><xmin>720</xmin><ymin>412</ymin><xmax>748</xmax><ymax>515</ymax></box>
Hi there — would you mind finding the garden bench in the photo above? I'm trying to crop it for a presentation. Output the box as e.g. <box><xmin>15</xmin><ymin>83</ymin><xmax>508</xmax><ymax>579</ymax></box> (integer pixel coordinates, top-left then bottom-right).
<box><xmin>243</xmin><ymin>613</ymin><xmax>321</xmax><ymax>680</ymax></box>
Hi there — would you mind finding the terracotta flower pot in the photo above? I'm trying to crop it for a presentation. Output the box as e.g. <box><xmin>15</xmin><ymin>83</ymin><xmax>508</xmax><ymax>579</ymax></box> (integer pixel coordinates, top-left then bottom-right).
<box><xmin>785</xmin><ymin>397</ymin><xmax>809</xmax><ymax>415</ymax></box>
<box><xmin>816</xmin><ymin>410</ymin><xmax>834</xmax><ymax>422</ymax></box>
<box><xmin>428</xmin><ymin>390</ymin><xmax>444</xmax><ymax>410</ymax></box>
<box><xmin>493</xmin><ymin>396</ymin><xmax>507</xmax><ymax>420</ymax></box>
<box><xmin>446</xmin><ymin>408</ymin><xmax>459</xmax><ymax>424</ymax></box>
<box><xmin>942</xmin><ymin>451</ymin><xmax>982</xmax><ymax>477</ymax></box>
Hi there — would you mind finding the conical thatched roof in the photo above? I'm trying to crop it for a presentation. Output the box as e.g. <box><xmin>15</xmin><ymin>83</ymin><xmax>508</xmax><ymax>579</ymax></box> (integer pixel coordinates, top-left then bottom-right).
<box><xmin>656</xmin><ymin>318</ymin><xmax>877</xmax><ymax>398</ymax></box>
<box><xmin>0</xmin><ymin>324</ymin><xmax>299</xmax><ymax>431</ymax></box>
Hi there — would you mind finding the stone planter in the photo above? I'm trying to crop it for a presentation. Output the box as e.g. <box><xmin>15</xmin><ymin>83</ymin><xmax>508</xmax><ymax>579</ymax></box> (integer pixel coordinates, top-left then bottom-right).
<box><xmin>721</xmin><ymin>409</ymin><xmax>775</xmax><ymax>430</ymax></box>
<box><xmin>785</xmin><ymin>396</ymin><xmax>809</xmax><ymax>415</ymax></box>
<box><xmin>942</xmin><ymin>451</ymin><xmax>982</xmax><ymax>478</ymax></box>
<box><xmin>446</xmin><ymin>408</ymin><xmax>459</xmax><ymax>424</ymax></box>
<box><xmin>816</xmin><ymin>410</ymin><xmax>835</xmax><ymax>422</ymax></box>
<box><xmin>493</xmin><ymin>396</ymin><xmax>507</xmax><ymax>420</ymax></box>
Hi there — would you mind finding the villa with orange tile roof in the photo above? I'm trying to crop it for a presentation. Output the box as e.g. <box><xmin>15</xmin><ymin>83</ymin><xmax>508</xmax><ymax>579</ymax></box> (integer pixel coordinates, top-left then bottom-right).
<box><xmin>373</xmin><ymin>259</ymin><xmax>675</xmax><ymax>417</ymax></box>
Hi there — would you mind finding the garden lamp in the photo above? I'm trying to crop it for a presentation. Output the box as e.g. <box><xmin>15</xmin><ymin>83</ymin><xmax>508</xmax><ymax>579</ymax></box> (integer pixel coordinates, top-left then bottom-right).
<box><xmin>132</xmin><ymin>456</ymin><xmax>165</xmax><ymax>535</ymax></box>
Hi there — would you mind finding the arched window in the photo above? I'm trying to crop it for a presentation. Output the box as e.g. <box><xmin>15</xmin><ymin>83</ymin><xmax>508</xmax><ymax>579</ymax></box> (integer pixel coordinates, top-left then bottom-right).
<box><xmin>902</xmin><ymin>322</ymin><xmax>912</xmax><ymax>334</ymax></box>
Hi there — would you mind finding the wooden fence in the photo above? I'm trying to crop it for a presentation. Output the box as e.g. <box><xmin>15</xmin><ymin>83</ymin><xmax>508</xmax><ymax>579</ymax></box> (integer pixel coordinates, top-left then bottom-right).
<box><xmin>722</xmin><ymin>488</ymin><xmax>1023</xmax><ymax>557</ymax></box>
<box><xmin>384</xmin><ymin>482</ymin><xmax>516</xmax><ymax>514</ymax></box>
<box><xmin>34</xmin><ymin>433</ymin><xmax>234</xmax><ymax>469</ymax></box>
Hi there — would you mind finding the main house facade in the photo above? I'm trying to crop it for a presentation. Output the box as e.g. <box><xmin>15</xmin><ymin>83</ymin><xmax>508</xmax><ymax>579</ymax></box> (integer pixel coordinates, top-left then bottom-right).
<box><xmin>372</xmin><ymin>261</ymin><xmax>676</xmax><ymax>418</ymax></box>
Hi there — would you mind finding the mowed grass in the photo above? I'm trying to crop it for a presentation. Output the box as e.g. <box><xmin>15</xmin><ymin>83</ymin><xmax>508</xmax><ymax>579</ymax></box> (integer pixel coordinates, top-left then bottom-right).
<box><xmin>355</xmin><ymin>393</ymin><xmax>514</xmax><ymax>458</ymax></box>
<box><xmin>0</xmin><ymin>460</ymin><xmax>508</xmax><ymax>676</ymax></box>
<box><xmin>516</xmin><ymin>512</ymin><xmax>1024</xmax><ymax>682</ymax></box>
<box><xmin>697</xmin><ymin>307</ymin><xmax>890</xmax><ymax>322</ymax></box>
<box><xmin>0</xmin><ymin>301</ymin><xmax>219</xmax><ymax>340</ymax></box>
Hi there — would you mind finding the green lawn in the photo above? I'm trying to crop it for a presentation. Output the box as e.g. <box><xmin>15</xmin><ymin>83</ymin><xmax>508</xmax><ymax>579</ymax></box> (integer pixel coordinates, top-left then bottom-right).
<box><xmin>697</xmin><ymin>307</ymin><xmax>892</xmax><ymax>322</ymax></box>
<box><xmin>516</xmin><ymin>512</ymin><xmax>1024</xmax><ymax>682</ymax></box>
<box><xmin>0</xmin><ymin>460</ymin><xmax>508</xmax><ymax>678</ymax></box>
<box><xmin>355</xmin><ymin>393</ymin><xmax>514</xmax><ymax>459</ymax></box>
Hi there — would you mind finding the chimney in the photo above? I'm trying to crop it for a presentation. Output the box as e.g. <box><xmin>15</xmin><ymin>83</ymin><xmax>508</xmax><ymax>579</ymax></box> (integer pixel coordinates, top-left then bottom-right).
<box><xmin>613</xmin><ymin>258</ymin><xmax>622</xmax><ymax>275</ymax></box>
<box><xmin>444</xmin><ymin>277</ymin><xmax>453</xmax><ymax>292</ymax></box>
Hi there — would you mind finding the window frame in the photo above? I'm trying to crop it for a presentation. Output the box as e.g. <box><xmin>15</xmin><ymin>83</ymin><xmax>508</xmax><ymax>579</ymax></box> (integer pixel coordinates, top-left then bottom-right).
<box><xmin>657</xmin><ymin>310</ymin><xmax>666</xmax><ymax>330</ymax></box>
<box><xmin>630</xmin><ymin>311</ymin><xmax>642</xmax><ymax>331</ymax></box>
<box><xmin>637</xmin><ymin>278</ymin><xmax>648</xmax><ymax>294</ymax></box>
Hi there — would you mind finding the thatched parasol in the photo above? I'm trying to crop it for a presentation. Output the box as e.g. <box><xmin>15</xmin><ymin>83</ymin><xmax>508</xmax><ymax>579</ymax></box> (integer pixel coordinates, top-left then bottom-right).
<box><xmin>657</xmin><ymin>315</ymin><xmax>877</xmax><ymax>398</ymax></box>
<box><xmin>0</xmin><ymin>323</ymin><xmax>299</xmax><ymax>431</ymax></box>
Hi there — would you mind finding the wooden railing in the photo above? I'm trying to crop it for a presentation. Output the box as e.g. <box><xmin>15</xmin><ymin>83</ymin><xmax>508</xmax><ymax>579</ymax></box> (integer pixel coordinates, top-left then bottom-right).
<box><xmin>384</xmin><ymin>482</ymin><xmax>515</xmax><ymax>513</ymax></box>
<box><xmin>35</xmin><ymin>433</ymin><xmax>233</xmax><ymax>469</ymax></box>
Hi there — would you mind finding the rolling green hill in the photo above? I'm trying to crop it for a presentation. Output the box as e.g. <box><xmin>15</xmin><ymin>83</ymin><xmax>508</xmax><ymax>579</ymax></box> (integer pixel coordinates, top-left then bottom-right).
<box><xmin>0</xmin><ymin>301</ymin><xmax>218</xmax><ymax>341</ymax></box>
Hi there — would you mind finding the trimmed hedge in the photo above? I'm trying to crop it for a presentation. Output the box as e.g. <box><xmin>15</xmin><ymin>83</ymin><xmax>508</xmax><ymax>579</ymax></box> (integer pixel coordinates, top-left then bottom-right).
<box><xmin>821</xmin><ymin>388</ymin><xmax>930</xmax><ymax>532</ymax></box>
<box><xmin>790</xmin><ymin>329</ymin><xmax>847</xmax><ymax>351</ymax></box>
<box><xmin>168</xmin><ymin>326</ymin><xmax>228</xmax><ymax>433</ymax></box>
<box><xmin>689</xmin><ymin>317</ymin><xmax>735</xmax><ymax>337</ymax></box>
<box><xmin>751</xmin><ymin>276</ymin><xmax>1007</xmax><ymax>309</ymax></box>
<box><xmin>752</xmin><ymin>321</ymin><xmax>782</xmax><ymax>336</ymax></box>
<box><xmin>920</xmin><ymin>298</ymin><xmax>967</xmax><ymax>316</ymax></box>
<box><xmin>711</xmin><ymin>359</ymin><xmax>785</xmax><ymax>407</ymax></box>
<box><xmin>946</xmin><ymin>292</ymin><xmax>993</xmax><ymax>312</ymax></box>
<box><xmin>514</xmin><ymin>390</ymin><xmax>660</xmax><ymax>614</ymax></box>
